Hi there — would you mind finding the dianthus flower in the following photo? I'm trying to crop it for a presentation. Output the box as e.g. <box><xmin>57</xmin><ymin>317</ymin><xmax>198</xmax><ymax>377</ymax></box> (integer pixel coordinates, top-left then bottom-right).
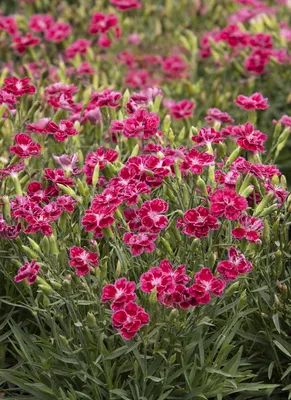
<box><xmin>232</xmin><ymin>214</ymin><xmax>263</xmax><ymax>242</ymax></box>
<box><xmin>110</xmin><ymin>0</ymin><xmax>142</xmax><ymax>11</ymax></box>
<box><xmin>90</xmin><ymin>89</ymin><xmax>122</xmax><ymax>108</ymax></box>
<box><xmin>112</xmin><ymin>302</ymin><xmax>149</xmax><ymax>339</ymax></box>
<box><xmin>4</xmin><ymin>77</ymin><xmax>36</xmax><ymax>97</ymax></box>
<box><xmin>189</xmin><ymin>268</ymin><xmax>226</xmax><ymax>304</ymax></box>
<box><xmin>14</xmin><ymin>260</ymin><xmax>40</xmax><ymax>285</ymax></box>
<box><xmin>10</xmin><ymin>134</ymin><xmax>41</xmax><ymax>158</ymax></box>
<box><xmin>69</xmin><ymin>247</ymin><xmax>99</xmax><ymax>276</ymax></box>
<box><xmin>209</xmin><ymin>189</ymin><xmax>248</xmax><ymax>220</ymax></box>
<box><xmin>123</xmin><ymin>232</ymin><xmax>157</xmax><ymax>256</ymax></box>
<box><xmin>217</xmin><ymin>247</ymin><xmax>253</xmax><ymax>281</ymax></box>
<box><xmin>138</xmin><ymin>199</ymin><xmax>168</xmax><ymax>232</ymax></box>
<box><xmin>234</xmin><ymin>92</ymin><xmax>269</xmax><ymax>110</ymax></box>
<box><xmin>177</xmin><ymin>206</ymin><xmax>220</xmax><ymax>238</ymax></box>
<box><xmin>205</xmin><ymin>108</ymin><xmax>234</xmax><ymax>125</ymax></box>
<box><xmin>235</xmin><ymin>123</ymin><xmax>267</xmax><ymax>153</ymax></box>
<box><xmin>29</xmin><ymin>14</ymin><xmax>54</xmax><ymax>32</ymax></box>
<box><xmin>46</xmin><ymin>120</ymin><xmax>78</xmax><ymax>142</ymax></box>
<box><xmin>12</xmin><ymin>33</ymin><xmax>41</xmax><ymax>54</ymax></box>
<box><xmin>45</xmin><ymin>22</ymin><xmax>72</xmax><ymax>42</ymax></box>
<box><xmin>121</xmin><ymin>109</ymin><xmax>160</xmax><ymax>139</ymax></box>
<box><xmin>101</xmin><ymin>278</ymin><xmax>136</xmax><ymax>310</ymax></box>
<box><xmin>170</xmin><ymin>100</ymin><xmax>195</xmax><ymax>119</ymax></box>
<box><xmin>180</xmin><ymin>148</ymin><xmax>215</xmax><ymax>174</ymax></box>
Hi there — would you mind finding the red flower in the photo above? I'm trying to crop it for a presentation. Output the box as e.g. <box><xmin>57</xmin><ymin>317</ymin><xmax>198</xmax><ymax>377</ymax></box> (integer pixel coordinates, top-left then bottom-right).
<box><xmin>122</xmin><ymin>109</ymin><xmax>160</xmax><ymax>139</ymax></box>
<box><xmin>45</xmin><ymin>22</ymin><xmax>72</xmax><ymax>42</ymax></box>
<box><xmin>205</xmin><ymin>108</ymin><xmax>234</xmax><ymax>125</ymax></box>
<box><xmin>47</xmin><ymin>93</ymin><xmax>76</xmax><ymax>112</ymax></box>
<box><xmin>26</xmin><ymin>118</ymin><xmax>51</xmax><ymax>134</ymax></box>
<box><xmin>178</xmin><ymin>206</ymin><xmax>220</xmax><ymax>238</ymax></box>
<box><xmin>192</xmin><ymin>127</ymin><xmax>223</xmax><ymax>147</ymax></box>
<box><xmin>180</xmin><ymin>148</ymin><xmax>215</xmax><ymax>174</ymax></box>
<box><xmin>219</xmin><ymin>24</ymin><xmax>249</xmax><ymax>47</ymax></box>
<box><xmin>235</xmin><ymin>123</ymin><xmax>267</xmax><ymax>153</ymax></box>
<box><xmin>123</xmin><ymin>231</ymin><xmax>157</xmax><ymax>256</ymax></box>
<box><xmin>43</xmin><ymin>168</ymin><xmax>73</xmax><ymax>186</ymax></box>
<box><xmin>29</xmin><ymin>14</ymin><xmax>54</xmax><ymax>32</ymax></box>
<box><xmin>170</xmin><ymin>100</ymin><xmax>195</xmax><ymax>120</ymax></box>
<box><xmin>64</xmin><ymin>39</ymin><xmax>92</xmax><ymax>59</ymax></box>
<box><xmin>0</xmin><ymin>16</ymin><xmax>18</xmax><ymax>36</ymax></box>
<box><xmin>189</xmin><ymin>268</ymin><xmax>226</xmax><ymax>304</ymax></box>
<box><xmin>249</xmin><ymin>33</ymin><xmax>273</xmax><ymax>49</ymax></box>
<box><xmin>217</xmin><ymin>247</ymin><xmax>253</xmax><ymax>281</ymax></box>
<box><xmin>4</xmin><ymin>77</ymin><xmax>36</xmax><ymax>97</ymax></box>
<box><xmin>14</xmin><ymin>260</ymin><xmax>40</xmax><ymax>285</ymax></box>
<box><xmin>170</xmin><ymin>284</ymin><xmax>198</xmax><ymax>309</ymax></box>
<box><xmin>10</xmin><ymin>134</ymin><xmax>41</xmax><ymax>158</ymax></box>
<box><xmin>12</xmin><ymin>33</ymin><xmax>41</xmax><ymax>55</ymax></box>
<box><xmin>232</xmin><ymin>214</ymin><xmax>263</xmax><ymax>242</ymax></box>
<box><xmin>162</xmin><ymin>56</ymin><xmax>188</xmax><ymax>79</ymax></box>
<box><xmin>90</xmin><ymin>89</ymin><xmax>122</xmax><ymax>108</ymax></box>
<box><xmin>57</xmin><ymin>195</ymin><xmax>77</xmax><ymax>213</ymax></box>
<box><xmin>279</xmin><ymin>115</ymin><xmax>291</xmax><ymax>127</ymax></box>
<box><xmin>89</xmin><ymin>13</ymin><xmax>118</xmax><ymax>34</ymax></box>
<box><xmin>84</xmin><ymin>147</ymin><xmax>118</xmax><ymax>184</ymax></box>
<box><xmin>244</xmin><ymin>48</ymin><xmax>270</xmax><ymax>75</ymax></box>
<box><xmin>209</xmin><ymin>189</ymin><xmax>248</xmax><ymax>220</ymax></box>
<box><xmin>44</xmin><ymin>83</ymin><xmax>78</xmax><ymax>95</ymax></box>
<box><xmin>138</xmin><ymin>199</ymin><xmax>168</xmax><ymax>231</ymax></box>
<box><xmin>46</xmin><ymin>120</ymin><xmax>78</xmax><ymax>142</ymax></box>
<box><xmin>82</xmin><ymin>205</ymin><xmax>116</xmax><ymax>238</ymax></box>
<box><xmin>110</xmin><ymin>0</ymin><xmax>142</xmax><ymax>11</ymax></box>
<box><xmin>112</xmin><ymin>302</ymin><xmax>149</xmax><ymax>340</ymax></box>
<box><xmin>264</xmin><ymin>181</ymin><xmax>289</xmax><ymax>204</ymax></box>
<box><xmin>234</xmin><ymin>92</ymin><xmax>269</xmax><ymax>110</ymax></box>
<box><xmin>140</xmin><ymin>260</ymin><xmax>190</xmax><ymax>295</ymax></box>
<box><xmin>101</xmin><ymin>278</ymin><xmax>136</xmax><ymax>310</ymax></box>
<box><xmin>69</xmin><ymin>246</ymin><xmax>98</xmax><ymax>276</ymax></box>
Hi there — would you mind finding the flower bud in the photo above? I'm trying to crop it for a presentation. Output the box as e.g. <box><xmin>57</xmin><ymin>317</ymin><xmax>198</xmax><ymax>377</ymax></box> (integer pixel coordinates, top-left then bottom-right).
<box><xmin>92</xmin><ymin>164</ymin><xmax>100</xmax><ymax>188</ymax></box>
<box><xmin>238</xmin><ymin>289</ymin><xmax>246</xmax><ymax>309</ymax></box>
<box><xmin>263</xmin><ymin>220</ymin><xmax>270</xmax><ymax>244</ymax></box>
<box><xmin>57</xmin><ymin>184</ymin><xmax>80</xmax><ymax>201</ymax></box>
<box><xmin>253</xmin><ymin>193</ymin><xmax>273</xmax><ymax>216</ymax></box>
<box><xmin>40</xmin><ymin>236</ymin><xmax>50</xmax><ymax>254</ymax></box>
<box><xmin>60</xmin><ymin>335</ymin><xmax>69</xmax><ymax>346</ymax></box>
<box><xmin>21</xmin><ymin>245</ymin><xmax>38</xmax><ymax>259</ymax></box>
<box><xmin>225</xmin><ymin>147</ymin><xmax>242</xmax><ymax>168</ymax></box>
<box><xmin>27</xmin><ymin>238</ymin><xmax>42</xmax><ymax>254</ymax></box>
<box><xmin>259</xmin><ymin>204</ymin><xmax>278</xmax><ymax>217</ymax></box>
<box><xmin>208</xmin><ymin>252</ymin><xmax>216</xmax><ymax>268</ymax></box>
<box><xmin>162</xmin><ymin>115</ymin><xmax>171</xmax><ymax>134</ymax></box>
<box><xmin>130</xmin><ymin>144</ymin><xmax>140</xmax><ymax>158</ymax></box>
<box><xmin>87</xmin><ymin>312</ymin><xmax>97</xmax><ymax>327</ymax></box>
<box><xmin>240</xmin><ymin>185</ymin><xmax>254</xmax><ymax>198</ymax></box>
<box><xmin>160</xmin><ymin>238</ymin><xmax>173</xmax><ymax>256</ymax></box>
<box><xmin>275</xmin><ymin>250</ymin><xmax>282</xmax><ymax>277</ymax></box>
<box><xmin>225</xmin><ymin>281</ymin><xmax>240</xmax><ymax>297</ymax></box>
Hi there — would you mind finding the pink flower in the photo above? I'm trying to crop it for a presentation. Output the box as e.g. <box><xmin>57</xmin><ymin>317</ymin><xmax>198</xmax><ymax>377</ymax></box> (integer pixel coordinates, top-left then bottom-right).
<box><xmin>249</xmin><ymin>33</ymin><xmax>273</xmax><ymax>49</ymax></box>
<box><xmin>209</xmin><ymin>189</ymin><xmax>248</xmax><ymax>220</ymax></box>
<box><xmin>45</xmin><ymin>83</ymin><xmax>78</xmax><ymax>96</ymax></box>
<box><xmin>112</xmin><ymin>302</ymin><xmax>149</xmax><ymax>339</ymax></box>
<box><xmin>219</xmin><ymin>24</ymin><xmax>250</xmax><ymax>47</ymax></box>
<box><xmin>189</xmin><ymin>268</ymin><xmax>226</xmax><ymax>304</ymax></box>
<box><xmin>0</xmin><ymin>16</ymin><xmax>18</xmax><ymax>36</ymax></box>
<box><xmin>12</xmin><ymin>33</ymin><xmax>41</xmax><ymax>55</ymax></box>
<box><xmin>234</xmin><ymin>92</ymin><xmax>269</xmax><ymax>110</ymax></box>
<box><xmin>170</xmin><ymin>100</ymin><xmax>195</xmax><ymax>119</ymax></box>
<box><xmin>217</xmin><ymin>247</ymin><xmax>253</xmax><ymax>281</ymax></box>
<box><xmin>264</xmin><ymin>181</ymin><xmax>289</xmax><ymax>204</ymax></box>
<box><xmin>140</xmin><ymin>260</ymin><xmax>190</xmax><ymax>295</ymax></box>
<box><xmin>101</xmin><ymin>278</ymin><xmax>136</xmax><ymax>310</ymax></box>
<box><xmin>64</xmin><ymin>39</ymin><xmax>92</xmax><ymax>59</ymax></box>
<box><xmin>90</xmin><ymin>89</ymin><xmax>122</xmax><ymax>108</ymax></box>
<box><xmin>138</xmin><ymin>199</ymin><xmax>168</xmax><ymax>231</ymax></box>
<box><xmin>128</xmin><ymin>33</ymin><xmax>141</xmax><ymax>45</ymax></box>
<box><xmin>46</xmin><ymin>120</ymin><xmax>78</xmax><ymax>142</ymax></box>
<box><xmin>245</xmin><ymin>49</ymin><xmax>270</xmax><ymax>75</ymax></box>
<box><xmin>4</xmin><ymin>77</ymin><xmax>36</xmax><ymax>97</ymax></box>
<box><xmin>162</xmin><ymin>56</ymin><xmax>188</xmax><ymax>79</ymax></box>
<box><xmin>178</xmin><ymin>206</ymin><xmax>220</xmax><ymax>238</ymax></box>
<box><xmin>47</xmin><ymin>93</ymin><xmax>76</xmax><ymax>112</ymax></box>
<box><xmin>45</xmin><ymin>22</ymin><xmax>72</xmax><ymax>42</ymax></box>
<box><xmin>10</xmin><ymin>134</ymin><xmax>41</xmax><ymax>158</ymax></box>
<box><xmin>232</xmin><ymin>214</ymin><xmax>263</xmax><ymax>242</ymax></box>
<box><xmin>84</xmin><ymin>147</ymin><xmax>118</xmax><ymax>184</ymax></box>
<box><xmin>52</xmin><ymin>153</ymin><xmax>79</xmax><ymax>173</ymax></box>
<box><xmin>278</xmin><ymin>115</ymin><xmax>291</xmax><ymax>127</ymax></box>
<box><xmin>205</xmin><ymin>108</ymin><xmax>234</xmax><ymax>125</ymax></box>
<box><xmin>57</xmin><ymin>195</ymin><xmax>77</xmax><ymax>213</ymax></box>
<box><xmin>180</xmin><ymin>148</ymin><xmax>215</xmax><ymax>174</ymax></box>
<box><xmin>26</xmin><ymin>118</ymin><xmax>51</xmax><ymax>134</ymax></box>
<box><xmin>192</xmin><ymin>127</ymin><xmax>223</xmax><ymax>147</ymax></box>
<box><xmin>110</xmin><ymin>0</ymin><xmax>142</xmax><ymax>11</ymax></box>
<box><xmin>14</xmin><ymin>260</ymin><xmax>40</xmax><ymax>285</ymax></box>
<box><xmin>123</xmin><ymin>232</ymin><xmax>157</xmax><ymax>256</ymax></box>
<box><xmin>89</xmin><ymin>13</ymin><xmax>118</xmax><ymax>34</ymax></box>
<box><xmin>235</xmin><ymin>123</ymin><xmax>267</xmax><ymax>153</ymax></box>
<box><xmin>29</xmin><ymin>14</ymin><xmax>54</xmax><ymax>32</ymax></box>
<box><xmin>69</xmin><ymin>246</ymin><xmax>98</xmax><ymax>276</ymax></box>
<box><xmin>43</xmin><ymin>168</ymin><xmax>72</xmax><ymax>186</ymax></box>
<box><xmin>82</xmin><ymin>206</ymin><xmax>116</xmax><ymax>238</ymax></box>
<box><xmin>122</xmin><ymin>109</ymin><xmax>160</xmax><ymax>139</ymax></box>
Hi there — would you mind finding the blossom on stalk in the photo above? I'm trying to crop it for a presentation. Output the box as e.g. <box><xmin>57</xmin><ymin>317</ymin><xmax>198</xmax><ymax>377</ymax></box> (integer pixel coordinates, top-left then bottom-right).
<box><xmin>29</xmin><ymin>14</ymin><xmax>54</xmax><ymax>32</ymax></box>
<box><xmin>233</xmin><ymin>123</ymin><xmax>267</xmax><ymax>153</ymax></box>
<box><xmin>205</xmin><ymin>108</ymin><xmax>234</xmax><ymax>125</ymax></box>
<box><xmin>112</xmin><ymin>302</ymin><xmax>149</xmax><ymax>339</ymax></box>
<box><xmin>189</xmin><ymin>268</ymin><xmax>226</xmax><ymax>304</ymax></box>
<box><xmin>69</xmin><ymin>246</ymin><xmax>99</xmax><ymax>276</ymax></box>
<box><xmin>14</xmin><ymin>260</ymin><xmax>40</xmax><ymax>285</ymax></box>
<box><xmin>10</xmin><ymin>134</ymin><xmax>41</xmax><ymax>158</ymax></box>
<box><xmin>170</xmin><ymin>100</ymin><xmax>195</xmax><ymax>119</ymax></box>
<box><xmin>177</xmin><ymin>206</ymin><xmax>220</xmax><ymax>238</ymax></box>
<box><xmin>138</xmin><ymin>199</ymin><xmax>168</xmax><ymax>232</ymax></box>
<box><xmin>180</xmin><ymin>148</ymin><xmax>215</xmax><ymax>174</ymax></box>
<box><xmin>217</xmin><ymin>247</ymin><xmax>253</xmax><ymax>281</ymax></box>
<box><xmin>45</xmin><ymin>22</ymin><xmax>72</xmax><ymax>42</ymax></box>
<box><xmin>232</xmin><ymin>214</ymin><xmax>263</xmax><ymax>242</ymax></box>
<box><xmin>209</xmin><ymin>189</ymin><xmax>248</xmax><ymax>220</ymax></box>
<box><xmin>123</xmin><ymin>231</ymin><xmax>157</xmax><ymax>256</ymax></box>
<box><xmin>101</xmin><ymin>278</ymin><xmax>136</xmax><ymax>310</ymax></box>
<box><xmin>110</xmin><ymin>0</ymin><xmax>142</xmax><ymax>11</ymax></box>
<box><xmin>12</xmin><ymin>33</ymin><xmax>41</xmax><ymax>54</ymax></box>
<box><xmin>4</xmin><ymin>77</ymin><xmax>36</xmax><ymax>97</ymax></box>
<box><xmin>234</xmin><ymin>92</ymin><xmax>269</xmax><ymax>110</ymax></box>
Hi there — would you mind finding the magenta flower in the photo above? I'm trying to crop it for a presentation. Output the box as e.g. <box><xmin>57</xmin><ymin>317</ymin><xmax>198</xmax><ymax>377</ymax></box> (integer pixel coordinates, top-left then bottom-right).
<box><xmin>101</xmin><ymin>278</ymin><xmax>136</xmax><ymax>310</ymax></box>
<box><xmin>14</xmin><ymin>260</ymin><xmax>40</xmax><ymax>285</ymax></box>
<box><xmin>29</xmin><ymin>14</ymin><xmax>54</xmax><ymax>32</ymax></box>
<box><xmin>10</xmin><ymin>134</ymin><xmax>41</xmax><ymax>158</ymax></box>
<box><xmin>189</xmin><ymin>268</ymin><xmax>226</xmax><ymax>304</ymax></box>
<box><xmin>217</xmin><ymin>247</ymin><xmax>253</xmax><ymax>281</ymax></box>
<box><xmin>234</xmin><ymin>92</ymin><xmax>269</xmax><ymax>110</ymax></box>
<box><xmin>123</xmin><ymin>232</ymin><xmax>157</xmax><ymax>256</ymax></box>
<box><xmin>170</xmin><ymin>100</ymin><xmax>195</xmax><ymax>120</ymax></box>
<box><xmin>209</xmin><ymin>189</ymin><xmax>248</xmax><ymax>220</ymax></box>
<box><xmin>138</xmin><ymin>199</ymin><xmax>168</xmax><ymax>232</ymax></box>
<box><xmin>4</xmin><ymin>77</ymin><xmax>36</xmax><ymax>97</ymax></box>
<box><xmin>232</xmin><ymin>214</ymin><xmax>263</xmax><ymax>242</ymax></box>
<box><xmin>69</xmin><ymin>246</ymin><xmax>98</xmax><ymax>276</ymax></box>
<box><xmin>178</xmin><ymin>206</ymin><xmax>220</xmax><ymax>238</ymax></box>
<box><xmin>180</xmin><ymin>148</ymin><xmax>215</xmax><ymax>174</ymax></box>
<box><xmin>112</xmin><ymin>302</ymin><xmax>149</xmax><ymax>340</ymax></box>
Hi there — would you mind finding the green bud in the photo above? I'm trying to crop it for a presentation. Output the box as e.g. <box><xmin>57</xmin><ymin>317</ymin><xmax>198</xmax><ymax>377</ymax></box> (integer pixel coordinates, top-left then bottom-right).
<box><xmin>225</xmin><ymin>147</ymin><xmax>242</xmax><ymax>168</ymax></box>
<box><xmin>259</xmin><ymin>204</ymin><xmax>278</xmax><ymax>217</ymax></box>
<box><xmin>208</xmin><ymin>252</ymin><xmax>216</xmax><ymax>268</ymax></box>
<box><xmin>130</xmin><ymin>143</ymin><xmax>139</xmax><ymax>158</ymax></box>
<box><xmin>22</xmin><ymin>245</ymin><xmax>38</xmax><ymax>259</ymax></box>
<box><xmin>174</xmin><ymin>161</ymin><xmax>182</xmax><ymax>183</ymax></box>
<box><xmin>27</xmin><ymin>238</ymin><xmax>42</xmax><ymax>254</ymax></box>
<box><xmin>92</xmin><ymin>164</ymin><xmax>100</xmax><ymax>187</ymax></box>
<box><xmin>238</xmin><ymin>289</ymin><xmax>246</xmax><ymax>309</ymax></box>
<box><xmin>275</xmin><ymin>250</ymin><xmax>283</xmax><ymax>277</ymax></box>
<box><xmin>60</xmin><ymin>335</ymin><xmax>69</xmax><ymax>346</ymax></box>
<box><xmin>160</xmin><ymin>238</ymin><xmax>174</xmax><ymax>256</ymax></box>
<box><xmin>122</xmin><ymin>89</ymin><xmax>130</xmax><ymax>108</ymax></box>
<box><xmin>2</xmin><ymin>195</ymin><xmax>11</xmax><ymax>221</ymax></box>
<box><xmin>162</xmin><ymin>115</ymin><xmax>171</xmax><ymax>134</ymax></box>
<box><xmin>40</xmin><ymin>236</ymin><xmax>50</xmax><ymax>254</ymax></box>
<box><xmin>196</xmin><ymin>176</ymin><xmax>208</xmax><ymax>196</ymax></box>
<box><xmin>57</xmin><ymin>184</ymin><xmax>80</xmax><ymax>201</ymax></box>
<box><xmin>253</xmin><ymin>193</ymin><xmax>273</xmax><ymax>216</ymax></box>
<box><xmin>239</xmin><ymin>173</ymin><xmax>252</xmax><ymax>194</ymax></box>
<box><xmin>25</xmin><ymin>101</ymin><xmax>42</xmax><ymax>120</ymax></box>
<box><xmin>240</xmin><ymin>185</ymin><xmax>254</xmax><ymax>198</ymax></box>
<box><xmin>38</xmin><ymin>284</ymin><xmax>53</xmax><ymax>295</ymax></box>
<box><xmin>263</xmin><ymin>220</ymin><xmax>270</xmax><ymax>244</ymax></box>
<box><xmin>87</xmin><ymin>312</ymin><xmax>97</xmax><ymax>327</ymax></box>
<box><xmin>225</xmin><ymin>281</ymin><xmax>240</xmax><ymax>297</ymax></box>
<box><xmin>49</xmin><ymin>235</ymin><xmax>59</xmax><ymax>255</ymax></box>
<box><xmin>51</xmin><ymin>281</ymin><xmax>62</xmax><ymax>290</ymax></box>
<box><xmin>190</xmin><ymin>238</ymin><xmax>200</xmax><ymax>252</ymax></box>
